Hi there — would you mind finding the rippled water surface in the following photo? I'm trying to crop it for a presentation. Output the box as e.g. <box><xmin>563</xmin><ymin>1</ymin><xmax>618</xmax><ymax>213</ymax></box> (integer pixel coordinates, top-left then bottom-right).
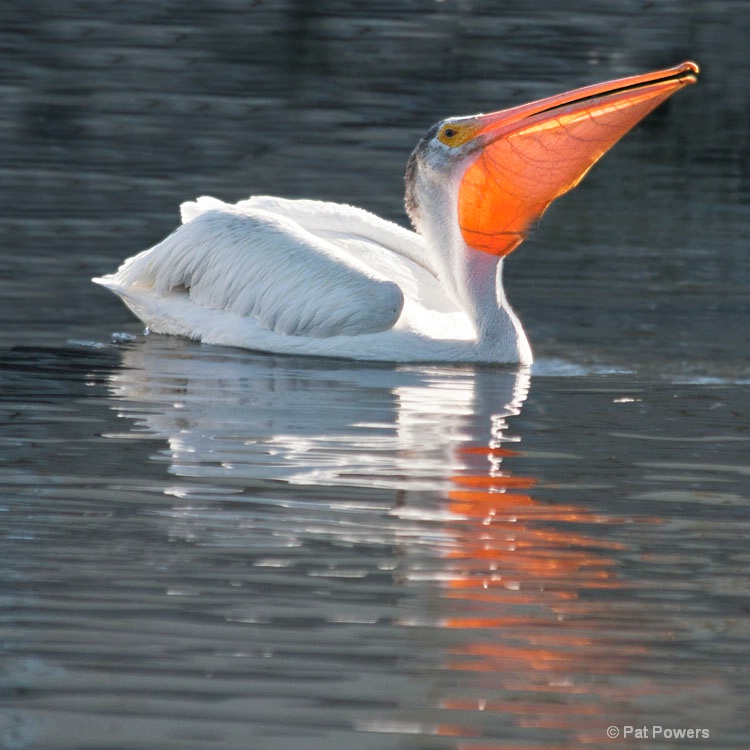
<box><xmin>2</xmin><ymin>339</ymin><xmax>749</xmax><ymax>749</ymax></box>
<box><xmin>2</xmin><ymin>2</ymin><xmax>749</xmax><ymax>749</ymax></box>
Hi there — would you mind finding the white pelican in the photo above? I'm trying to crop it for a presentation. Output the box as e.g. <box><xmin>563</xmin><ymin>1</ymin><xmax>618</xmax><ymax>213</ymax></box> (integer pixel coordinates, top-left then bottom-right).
<box><xmin>95</xmin><ymin>61</ymin><xmax>698</xmax><ymax>364</ymax></box>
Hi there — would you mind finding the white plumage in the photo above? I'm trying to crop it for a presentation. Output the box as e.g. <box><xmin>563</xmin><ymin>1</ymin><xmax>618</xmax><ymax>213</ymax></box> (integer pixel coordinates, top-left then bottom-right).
<box><xmin>95</xmin><ymin>195</ymin><xmax>485</xmax><ymax>361</ymax></box>
<box><xmin>108</xmin><ymin>198</ymin><xmax>405</xmax><ymax>337</ymax></box>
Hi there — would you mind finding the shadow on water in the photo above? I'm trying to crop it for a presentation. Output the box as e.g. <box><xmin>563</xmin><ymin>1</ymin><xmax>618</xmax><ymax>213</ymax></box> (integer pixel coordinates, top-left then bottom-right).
<box><xmin>2</xmin><ymin>338</ymin><xmax>747</xmax><ymax>748</ymax></box>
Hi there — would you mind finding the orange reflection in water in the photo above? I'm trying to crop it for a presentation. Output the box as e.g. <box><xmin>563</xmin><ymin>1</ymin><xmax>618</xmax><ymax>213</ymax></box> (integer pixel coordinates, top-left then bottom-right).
<box><xmin>430</xmin><ymin>441</ymin><xmax>652</xmax><ymax>748</ymax></box>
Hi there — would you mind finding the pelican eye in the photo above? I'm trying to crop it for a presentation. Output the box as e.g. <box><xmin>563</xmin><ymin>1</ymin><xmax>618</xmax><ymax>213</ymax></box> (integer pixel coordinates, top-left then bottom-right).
<box><xmin>437</xmin><ymin>122</ymin><xmax>478</xmax><ymax>148</ymax></box>
<box><xmin>438</xmin><ymin>124</ymin><xmax>460</xmax><ymax>146</ymax></box>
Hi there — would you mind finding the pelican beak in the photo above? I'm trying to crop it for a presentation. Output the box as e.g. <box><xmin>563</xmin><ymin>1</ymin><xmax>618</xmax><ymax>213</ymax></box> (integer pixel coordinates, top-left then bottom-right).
<box><xmin>458</xmin><ymin>61</ymin><xmax>699</xmax><ymax>256</ymax></box>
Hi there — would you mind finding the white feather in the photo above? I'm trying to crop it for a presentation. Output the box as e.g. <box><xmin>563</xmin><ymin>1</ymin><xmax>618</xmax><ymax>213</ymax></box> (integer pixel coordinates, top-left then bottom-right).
<box><xmin>100</xmin><ymin>198</ymin><xmax>408</xmax><ymax>338</ymax></box>
<box><xmin>94</xmin><ymin>195</ymin><xmax>529</xmax><ymax>363</ymax></box>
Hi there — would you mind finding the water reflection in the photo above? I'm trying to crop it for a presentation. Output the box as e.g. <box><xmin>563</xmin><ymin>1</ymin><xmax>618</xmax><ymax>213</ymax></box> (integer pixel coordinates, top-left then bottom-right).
<box><xmin>110</xmin><ymin>336</ymin><xmax>483</xmax><ymax>495</ymax></box>
<box><xmin>427</xmin><ymin>445</ymin><xmax>631</xmax><ymax>746</ymax></box>
<box><xmin>100</xmin><ymin>337</ymin><xmax>728</xmax><ymax>748</ymax></box>
<box><xmin>0</xmin><ymin>380</ymin><xmax>742</xmax><ymax>746</ymax></box>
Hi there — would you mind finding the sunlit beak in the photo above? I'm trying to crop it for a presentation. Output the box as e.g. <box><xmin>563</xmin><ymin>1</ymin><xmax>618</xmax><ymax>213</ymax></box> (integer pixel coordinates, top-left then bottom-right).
<box><xmin>459</xmin><ymin>61</ymin><xmax>699</xmax><ymax>256</ymax></box>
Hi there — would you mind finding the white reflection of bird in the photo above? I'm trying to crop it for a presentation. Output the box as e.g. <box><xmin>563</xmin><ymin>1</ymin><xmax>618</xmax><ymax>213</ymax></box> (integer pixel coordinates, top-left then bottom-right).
<box><xmin>95</xmin><ymin>62</ymin><xmax>697</xmax><ymax>364</ymax></box>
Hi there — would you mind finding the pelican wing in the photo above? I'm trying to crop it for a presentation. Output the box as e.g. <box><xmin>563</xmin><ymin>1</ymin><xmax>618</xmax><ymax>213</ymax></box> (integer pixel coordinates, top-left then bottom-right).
<box><xmin>98</xmin><ymin>199</ymin><xmax>406</xmax><ymax>338</ymax></box>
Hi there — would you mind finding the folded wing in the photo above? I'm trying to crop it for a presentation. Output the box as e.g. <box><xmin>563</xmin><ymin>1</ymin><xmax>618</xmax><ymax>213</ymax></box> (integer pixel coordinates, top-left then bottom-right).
<box><xmin>97</xmin><ymin>199</ymin><xmax>406</xmax><ymax>338</ymax></box>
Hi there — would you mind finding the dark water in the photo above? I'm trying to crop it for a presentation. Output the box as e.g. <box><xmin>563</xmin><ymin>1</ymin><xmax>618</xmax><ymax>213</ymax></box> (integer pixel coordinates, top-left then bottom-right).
<box><xmin>2</xmin><ymin>2</ymin><xmax>749</xmax><ymax>749</ymax></box>
<box><xmin>2</xmin><ymin>339</ymin><xmax>749</xmax><ymax>749</ymax></box>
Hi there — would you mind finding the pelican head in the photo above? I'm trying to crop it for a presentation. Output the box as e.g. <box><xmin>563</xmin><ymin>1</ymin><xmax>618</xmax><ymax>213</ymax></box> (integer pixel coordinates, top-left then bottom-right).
<box><xmin>404</xmin><ymin>115</ymin><xmax>485</xmax><ymax>238</ymax></box>
<box><xmin>404</xmin><ymin>61</ymin><xmax>699</xmax><ymax>259</ymax></box>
